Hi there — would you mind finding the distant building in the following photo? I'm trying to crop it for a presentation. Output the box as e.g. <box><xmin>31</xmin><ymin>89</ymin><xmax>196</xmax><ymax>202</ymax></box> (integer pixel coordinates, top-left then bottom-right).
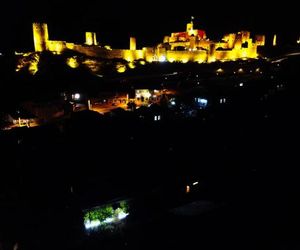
<box><xmin>5</xmin><ymin>109</ymin><xmax>39</xmax><ymax>128</ymax></box>
<box><xmin>32</xmin><ymin>19</ymin><xmax>265</xmax><ymax>63</ymax></box>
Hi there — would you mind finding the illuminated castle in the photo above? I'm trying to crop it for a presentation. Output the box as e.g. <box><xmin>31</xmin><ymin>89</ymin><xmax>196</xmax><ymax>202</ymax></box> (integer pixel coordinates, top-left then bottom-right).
<box><xmin>32</xmin><ymin>20</ymin><xmax>265</xmax><ymax>63</ymax></box>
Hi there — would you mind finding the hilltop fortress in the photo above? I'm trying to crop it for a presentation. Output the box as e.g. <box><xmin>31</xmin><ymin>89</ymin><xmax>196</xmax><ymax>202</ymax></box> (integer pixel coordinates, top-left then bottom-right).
<box><xmin>33</xmin><ymin>20</ymin><xmax>265</xmax><ymax>63</ymax></box>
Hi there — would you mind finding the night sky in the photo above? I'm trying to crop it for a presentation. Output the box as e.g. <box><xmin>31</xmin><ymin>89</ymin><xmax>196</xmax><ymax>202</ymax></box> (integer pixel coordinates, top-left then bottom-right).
<box><xmin>1</xmin><ymin>0</ymin><xmax>298</xmax><ymax>51</ymax></box>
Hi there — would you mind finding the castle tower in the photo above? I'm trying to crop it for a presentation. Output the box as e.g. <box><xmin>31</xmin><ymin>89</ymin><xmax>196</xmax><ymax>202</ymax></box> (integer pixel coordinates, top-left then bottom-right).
<box><xmin>234</xmin><ymin>33</ymin><xmax>242</xmax><ymax>50</ymax></box>
<box><xmin>93</xmin><ymin>32</ymin><xmax>98</xmax><ymax>46</ymax></box>
<box><xmin>273</xmin><ymin>34</ymin><xmax>277</xmax><ymax>46</ymax></box>
<box><xmin>186</xmin><ymin>16</ymin><xmax>194</xmax><ymax>33</ymax></box>
<box><xmin>163</xmin><ymin>36</ymin><xmax>170</xmax><ymax>43</ymax></box>
<box><xmin>85</xmin><ymin>32</ymin><xmax>94</xmax><ymax>45</ymax></box>
<box><xmin>227</xmin><ymin>34</ymin><xmax>236</xmax><ymax>49</ymax></box>
<box><xmin>130</xmin><ymin>37</ymin><xmax>136</xmax><ymax>50</ymax></box>
<box><xmin>33</xmin><ymin>23</ymin><xmax>49</xmax><ymax>52</ymax></box>
<box><xmin>186</xmin><ymin>22</ymin><xmax>193</xmax><ymax>33</ymax></box>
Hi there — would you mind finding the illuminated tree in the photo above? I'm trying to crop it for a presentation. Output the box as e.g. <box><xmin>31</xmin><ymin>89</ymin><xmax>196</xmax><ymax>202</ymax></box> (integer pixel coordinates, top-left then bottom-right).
<box><xmin>119</xmin><ymin>201</ymin><xmax>129</xmax><ymax>213</ymax></box>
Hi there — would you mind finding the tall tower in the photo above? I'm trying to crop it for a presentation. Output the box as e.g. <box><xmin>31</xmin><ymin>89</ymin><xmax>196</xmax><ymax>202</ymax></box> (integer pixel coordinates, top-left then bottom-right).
<box><xmin>85</xmin><ymin>32</ymin><xmax>97</xmax><ymax>45</ymax></box>
<box><xmin>93</xmin><ymin>32</ymin><xmax>98</xmax><ymax>46</ymax></box>
<box><xmin>33</xmin><ymin>23</ymin><xmax>49</xmax><ymax>52</ymax></box>
<box><xmin>273</xmin><ymin>34</ymin><xmax>277</xmax><ymax>46</ymax></box>
<box><xmin>186</xmin><ymin>16</ymin><xmax>194</xmax><ymax>33</ymax></box>
<box><xmin>85</xmin><ymin>32</ymin><xmax>94</xmax><ymax>45</ymax></box>
<box><xmin>130</xmin><ymin>37</ymin><xmax>136</xmax><ymax>50</ymax></box>
<box><xmin>186</xmin><ymin>22</ymin><xmax>193</xmax><ymax>33</ymax></box>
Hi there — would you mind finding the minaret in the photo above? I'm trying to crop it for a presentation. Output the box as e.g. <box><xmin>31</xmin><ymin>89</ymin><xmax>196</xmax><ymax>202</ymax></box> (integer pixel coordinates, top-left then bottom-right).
<box><xmin>32</xmin><ymin>23</ymin><xmax>49</xmax><ymax>52</ymax></box>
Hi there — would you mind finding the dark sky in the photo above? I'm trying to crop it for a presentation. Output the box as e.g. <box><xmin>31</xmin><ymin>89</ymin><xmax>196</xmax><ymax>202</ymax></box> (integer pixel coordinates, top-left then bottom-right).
<box><xmin>1</xmin><ymin>0</ymin><xmax>298</xmax><ymax>51</ymax></box>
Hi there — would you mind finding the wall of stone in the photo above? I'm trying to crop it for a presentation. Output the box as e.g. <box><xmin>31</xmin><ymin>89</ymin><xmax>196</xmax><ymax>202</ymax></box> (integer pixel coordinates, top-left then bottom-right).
<box><xmin>166</xmin><ymin>50</ymin><xmax>208</xmax><ymax>63</ymax></box>
<box><xmin>45</xmin><ymin>39</ymin><xmax>258</xmax><ymax>63</ymax></box>
<box><xmin>74</xmin><ymin>45</ymin><xmax>110</xmax><ymax>57</ymax></box>
<box><xmin>214</xmin><ymin>46</ymin><xmax>258</xmax><ymax>61</ymax></box>
<box><xmin>64</xmin><ymin>44</ymin><xmax>145</xmax><ymax>61</ymax></box>
<box><xmin>47</xmin><ymin>40</ymin><xmax>67</xmax><ymax>54</ymax></box>
<box><xmin>144</xmin><ymin>48</ymin><xmax>156</xmax><ymax>62</ymax></box>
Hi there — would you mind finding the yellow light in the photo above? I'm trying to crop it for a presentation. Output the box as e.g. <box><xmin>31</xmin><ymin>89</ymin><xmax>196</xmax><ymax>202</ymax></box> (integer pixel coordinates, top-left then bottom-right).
<box><xmin>216</xmin><ymin>68</ymin><xmax>224</xmax><ymax>73</ymax></box>
<box><xmin>139</xmin><ymin>60</ymin><xmax>146</xmax><ymax>65</ymax></box>
<box><xmin>136</xmin><ymin>89</ymin><xmax>151</xmax><ymax>99</ymax></box>
<box><xmin>28</xmin><ymin>61</ymin><xmax>38</xmax><ymax>75</ymax></box>
<box><xmin>186</xmin><ymin>185</ymin><xmax>190</xmax><ymax>193</ymax></box>
<box><xmin>104</xmin><ymin>45</ymin><xmax>112</xmax><ymax>50</ymax></box>
<box><xmin>83</xmin><ymin>59</ymin><xmax>101</xmax><ymax>72</ymax></box>
<box><xmin>128</xmin><ymin>62</ymin><xmax>135</xmax><ymax>69</ymax></box>
<box><xmin>15</xmin><ymin>51</ymin><xmax>24</xmax><ymax>56</ymax></box>
<box><xmin>273</xmin><ymin>34</ymin><xmax>277</xmax><ymax>46</ymax></box>
<box><xmin>159</xmin><ymin>56</ymin><xmax>166</xmax><ymax>62</ymax></box>
<box><xmin>238</xmin><ymin>68</ymin><xmax>243</xmax><ymax>73</ymax></box>
<box><xmin>66</xmin><ymin>57</ymin><xmax>79</xmax><ymax>68</ymax></box>
<box><xmin>116</xmin><ymin>64</ymin><xmax>126</xmax><ymax>73</ymax></box>
<box><xmin>66</xmin><ymin>43</ymin><xmax>74</xmax><ymax>50</ymax></box>
<box><xmin>16</xmin><ymin>53</ymin><xmax>40</xmax><ymax>74</ymax></box>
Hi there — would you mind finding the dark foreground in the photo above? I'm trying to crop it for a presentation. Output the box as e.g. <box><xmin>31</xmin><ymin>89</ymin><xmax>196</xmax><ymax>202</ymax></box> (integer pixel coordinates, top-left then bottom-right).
<box><xmin>1</xmin><ymin>55</ymin><xmax>300</xmax><ymax>250</ymax></box>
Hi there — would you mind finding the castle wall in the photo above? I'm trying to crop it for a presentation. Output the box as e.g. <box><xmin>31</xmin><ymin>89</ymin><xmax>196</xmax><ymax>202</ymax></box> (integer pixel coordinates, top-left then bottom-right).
<box><xmin>144</xmin><ymin>48</ymin><xmax>156</xmax><ymax>62</ymax></box>
<box><xmin>32</xmin><ymin>22</ymin><xmax>264</xmax><ymax>64</ymax></box>
<box><xmin>255</xmin><ymin>35</ymin><xmax>265</xmax><ymax>46</ymax></box>
<box><xmin>45</xmin><ymin>39</ymin><xmax>258</xmax><ymax>63</ymax></box>
<box><xmin>72</xmin><ymin>45</ymin><xmax>109</xmax><ymax>57</ymax></box>
<box><xmin>47</xmin><ymin>41</ymin><xmax>67</xmax><ymax>54</ymax></box>
<box><xmin>33</xmin><ymin>23</ymin><xmax>49</xmax><ymax>52</ymax></box>
<box><xmin>166</xmin><ymin>50</ymin><xmax>207</xmax><ymax>63</ymax></box>
<box><xmin>215</xmin><ymin>46</ymin><xmax>258</xmax><ymax>61</ymax></box>
<box><xmin>122</xmin><ymin>49</ymin><xmax>144</xmax><ymax>61</ymax></box>
<box><xmin>66</xmin><ymin>42</ymin><xmax>75</xmax><ymax>50</ymax></box>
<box><xmin>63</xmin><ymin>44</ymin><xmax>146</xmax><ymax>61</ymax></box>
